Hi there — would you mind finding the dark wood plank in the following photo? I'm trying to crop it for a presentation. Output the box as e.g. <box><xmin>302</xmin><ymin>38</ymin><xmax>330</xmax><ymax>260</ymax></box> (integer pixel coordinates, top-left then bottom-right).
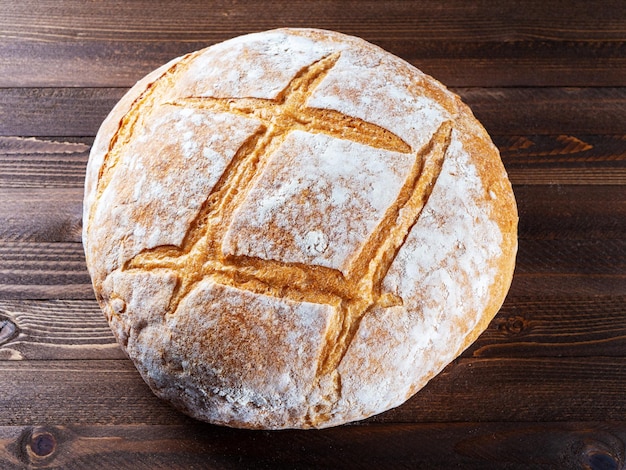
<box><xmin>0</xmin><ymin>189</ymin><xmax>82</xmax><ymax>242</ymax></box>
<box><xmin>460</xmin><ymin>87</ymin><xmax>626</xmax><ymax>135</ymax></box>
<box><xmin>0</xmin><ymin>284</ymin><xmax>93</xmax><ymax>302</ymax></box>
<box><xmin>0</xmin><ymin>137</ymin><xmax>91</xmax><ymax>189</ymax></box>
<box><xmin>0</xmin><ymin>360</ymin><xmax>188</xmax><ymax>426</ymax></box>
<box><xmin>2</xmin><ymin>357</ymin><xmax>626</xmax><ymax>426</ymax></box>
<box><xmin>0</xmin><ymin>300</ymin><xmax>123</xmax><ymax>361</ymax></box>
<box><xmin>470</xmin><ymin>296</ymin><xmax>626</xmax><ymax>358</ymax></box>
<box><xmin>509</xmin><ymin>274</ymin><xmax>626</xmax><ymax>297</ymax></box>
<box><xmin>416</xmin><ymin>52</ymin><xmax>626</xmax><ymax>88</ymax></box>
<box><xmin>4</xmin><ymin>182</ymin><xmax>625</xmax><ymax>244</ymax></box>
<box><xmin>5</xmin><ymin>39</ymin><xmax>626</xmax><ymax>88</ymax></box>
<box><xmin>496</xmin><ymin>134</ymin><xmax>626</xmax><ymax>185</ymax></box>
<box><xmin>1</xmin><ymin>422</ymin><xmax>625</xmax><ymax>470</ymax></box>
<box><xmin>3</xmin><ymin>87</ymin><xmax>626</xmax><ymax>137</ymax></box>
<box><xmin>2</xmin><ymin>1</ymin><xmax>626</xmax><ymax>87</ymax></box>
<box><xmin>2</xmin><ymin>135</ymin><xmax>625</xmax><ymax>189</ymax></box>
<box><xmin>508</xmin><ymin>167</ymin><xmax>626</xmax><ymax>186</ymax></box>
<box><xmin>2</xmin><ymin>185</ymin><xmax>625</xmax><ymax>244</ymax></box>
<box><xmin>0</xmin><ymin>242</ymin><xmax>92</xmax><ymax>300</ymax></box>
<box><xmin>2</xmin><ymin>295</ymin><xmax>626</xmax><ymax>363</ymax></box>
<box><xmin>517</xmin><ymin>185</ymin><xmax>626</xmax><ymax>239</ymax></box>
<box><xmin>0</xmin><ymin>238</ymin><xmax>624</xmax><ymax>299</ymax></box>
<box><xmin>516</xmin><ymin>239</ymin><xmax>626</xmax><ymax>275</ymax></box>
<box><xmin>2</xmin><ymin>292</ymin><xmax>626</xmax><ymax>363</ymax></box>
<box><xmin>0</xmin><ymin>88</ymin><xmax>124</xmax><ymax>137</ymax></box>
<box><xmin>1</xmin><ymin>237</ymin><xmax>625</xmax><ymax>302</ymax></box>
<box><xmin>5</xmin><ymin>0</ymin><xmax>625</xmax><ymax>43</ymax></box>
<box><xmin>378</xmin><ymin>356</ymin><xmax>626</xmax><ymax>423</ymax></box>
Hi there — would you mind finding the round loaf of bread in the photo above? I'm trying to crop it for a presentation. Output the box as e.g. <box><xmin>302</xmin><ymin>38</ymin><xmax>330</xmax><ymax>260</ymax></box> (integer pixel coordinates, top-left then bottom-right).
<box><xmin>83</xmin><ymin>28</ymin><xmax>517</xmax><ymax>429</ymax></box>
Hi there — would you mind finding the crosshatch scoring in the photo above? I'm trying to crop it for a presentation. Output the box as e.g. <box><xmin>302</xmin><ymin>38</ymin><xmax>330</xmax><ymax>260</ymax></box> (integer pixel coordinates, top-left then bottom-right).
<box><xmin>102</xmin><ymin>52</ymin><xmax>454</xmax><ymax>377</ymax></box>
<box><xmin>81</xmin><ymin>28</ymin><xmax>519</xmax><ymax>431</ymax></box>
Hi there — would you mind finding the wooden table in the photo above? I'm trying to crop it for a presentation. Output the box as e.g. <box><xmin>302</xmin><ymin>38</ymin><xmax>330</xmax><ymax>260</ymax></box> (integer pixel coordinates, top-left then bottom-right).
<box><xmin>1</xmin><ymin>1</ymin><xmax>625</xmax><ymax>468</ymax></box>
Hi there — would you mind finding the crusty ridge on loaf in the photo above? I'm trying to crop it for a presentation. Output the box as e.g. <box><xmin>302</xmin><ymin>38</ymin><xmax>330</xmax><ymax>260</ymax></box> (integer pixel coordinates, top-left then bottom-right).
<box><xmin>86</xmin><ymin>51</ymin><xmax>201</xmax><ymax>240</ymax></box>
<box><xmin>114</xmin><ymin>52</ymin><xmax>452</xmax><ymax>421</ymax></box>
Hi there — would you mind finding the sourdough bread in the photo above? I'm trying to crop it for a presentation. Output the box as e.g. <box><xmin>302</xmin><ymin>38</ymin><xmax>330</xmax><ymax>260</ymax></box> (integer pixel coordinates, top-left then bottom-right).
<box><xmin>83</xmin><ymin>28</ymin><xmax>518</xmax><ymax>429</ymax></box>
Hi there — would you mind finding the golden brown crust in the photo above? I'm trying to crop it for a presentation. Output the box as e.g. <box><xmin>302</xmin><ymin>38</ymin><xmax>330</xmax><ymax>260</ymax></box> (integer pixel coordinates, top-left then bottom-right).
<box><xmin>83</xmin><ymin>28</ymin><xmax>517</xmax><ymax>429</ymax></box>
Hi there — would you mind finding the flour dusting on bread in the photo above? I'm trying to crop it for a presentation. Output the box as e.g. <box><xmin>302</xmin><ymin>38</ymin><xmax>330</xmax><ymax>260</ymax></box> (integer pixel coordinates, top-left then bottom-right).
<box><xmin>83</xmin><ymin>28</ymin><xmax>517</xmax><ymax>429</ymax></box>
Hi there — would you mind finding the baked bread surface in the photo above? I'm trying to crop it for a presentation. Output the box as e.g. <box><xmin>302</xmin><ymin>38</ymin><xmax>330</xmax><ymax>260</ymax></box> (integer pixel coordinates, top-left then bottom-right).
<box><xmin>83</xmin><ymin>28</ymin><xmax>518</xmax><ymax>429</ymax></box>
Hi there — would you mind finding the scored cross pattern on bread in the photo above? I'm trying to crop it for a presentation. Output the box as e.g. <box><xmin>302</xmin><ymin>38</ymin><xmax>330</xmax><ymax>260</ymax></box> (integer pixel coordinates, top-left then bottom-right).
<box><xmin>118</xmin><ymin>52</ymin><xmax>452</xmax><ymax>379</ymax></box>
<box><xmin>115</xmin><ymin>52</ymin><xmax>453</xmax><ymax>379</ymax></box>
<box><xmin>84</xmin><ymin>29</ymin><xmax>518</xmax><ymax>429</ymax></box>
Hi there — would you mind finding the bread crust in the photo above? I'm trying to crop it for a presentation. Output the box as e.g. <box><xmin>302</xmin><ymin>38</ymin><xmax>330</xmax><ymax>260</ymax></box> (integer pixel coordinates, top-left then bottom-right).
<box><xmin>83</xmin><ymin>28</ymin><xmax>517</xmax><ymax>429</ymax></box>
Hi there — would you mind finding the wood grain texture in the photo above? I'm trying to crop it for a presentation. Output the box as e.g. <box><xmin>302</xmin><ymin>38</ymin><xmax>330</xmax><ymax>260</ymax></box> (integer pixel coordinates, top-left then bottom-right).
<box><xmin>0</xmin><ymin>422</ymin><xmax>624</xmax><ymax>470</ymax></box>
<box><xmin>496</xmin><ymin>134</ymin><xmax>626</xmax><ymax>185</ymax></box>
<box><xmin>1</xmin><ymin>356</ymin><xmax>626</xmax><ymax>426</ymax></box>
<box><xmin>0</xmin><ymin>242</ymin><xmax>92</xmax><ymax>300</ymax></box>
<box><xmin>0</xmin><ymin>360</ymin><xmax>186</xmax><ymax>426</ymax></box>
<box><xmin>382</xmin><ymin>356</ymin><xmax>626</xmax><ymax>423</ymax></box>
<box><xmin>2</xmin><ymin>0</ymin><xmax>626</xmax><ymax>87</ymax></box>
<box><xmin>1</xmin><ymin>238</ymin><xmax>624</xmax><ymax>300</ymax></box>
<box><xmin>0</xmin><ymin>189</ymin><xmax>82</xmax><ymax>242</ymax></box>
<box><xmin>4</xmin><ymin>185</ymin><xmax>625</xmax><ymax>246</ymax></box>
<box><xmin>0</xmin><ymin>300</ymin><xmax>122</xmax><ymax>360</ymax></box>
<box><xmin>508</xmin><ymin>239</ymin><xmax>626</xmax><ymax>296</ymax></box>
<box><xmin>470</xmin><ymin>296</ymin><xmax>626</xmax><ymax>358</ymax></box>
<box><xmin>459</xmin><ymin>87</ymin><xmax>626</xmax><ymax>135</ymax></box>
<box><xmin>0</xmin><ymin>137</ymin><xmax>91</xmax><ymax>189</ymax></box>
<box><xmin>2</xmin><ymin>0</ymin><xmax>626</xmax><ymax>466</ymax></box>
<box><xmin>5</xmin><ymin>38</ymin><xmax>626</xmax><ymax>88</ymax></box>
<box><xmin>2</xmin><ymin>135</ymin><xmax>625</xmax><ymax>188</ymax></box>
<box><xmin>516</xmin><ymin>185</ymin><xmax>626</xmax><ymax>239</ymax></box>
<box><xmin>4</xmin><ymin>0</ymin><xmax>625</xmax><ymax>43</ymax></box>
<box><xmin>0</xmin><ymin>88</ymin><xmax>124</xmax><ymax>137</ymax></box>
<box><xmin>516</xmin><ymin>239</ymin><xmax>626</xmax><ymax>275</ymax></box>
<box><xmin>4</xmin><ymin>87</ymin><xmax>626</xmax><ymax>137</ymax></box>
<box><xmin>2</xmin><ymin>295</ymin><xmax>626</xmax><ymax>362</ymax></box>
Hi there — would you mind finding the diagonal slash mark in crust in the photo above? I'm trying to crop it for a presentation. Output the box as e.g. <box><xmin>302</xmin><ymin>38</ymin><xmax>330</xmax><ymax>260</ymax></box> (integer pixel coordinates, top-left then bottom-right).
<box><xmin>104</xmin><ymin>51</ymin><xmax>452</xmax><ymax>420</ymax></box>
